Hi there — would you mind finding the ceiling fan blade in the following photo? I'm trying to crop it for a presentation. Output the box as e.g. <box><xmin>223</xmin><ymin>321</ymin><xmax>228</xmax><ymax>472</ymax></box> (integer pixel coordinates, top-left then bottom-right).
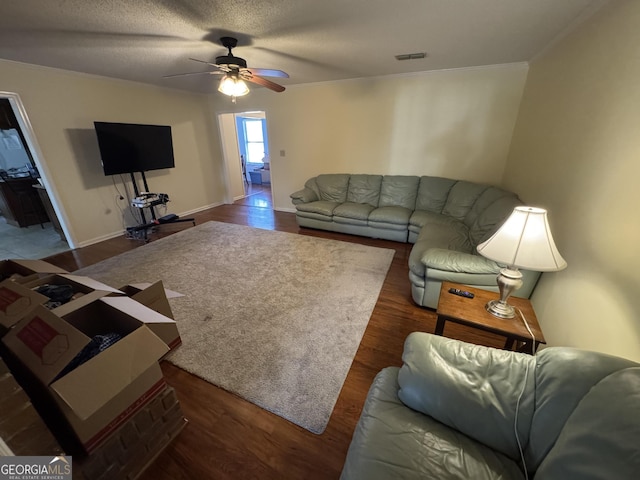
<box><xmin>241</xmin><ymin>73</ymin><xmax>286</xmax><ymax>93</ymax></box>
<box><xmin>245</xmin><ymin>67</ymin><xmax>289</xmax><ymax>78</ymax></box>
<box><xmin>188</xmin><ymin>58</ymin><xmax>230</xmax><ymax>72</ymax></box>
<box><xmin>163</xmin><ymin>71</ymin><xmax>224</xmax><ymax>78</ymax></box>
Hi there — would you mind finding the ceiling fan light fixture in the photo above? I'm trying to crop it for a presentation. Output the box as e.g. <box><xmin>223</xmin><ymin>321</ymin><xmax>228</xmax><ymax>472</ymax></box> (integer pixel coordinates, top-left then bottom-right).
<box><xmin>218</xmin><ymin>74</ymin><xmax>249</xmax><ymax>97</ymax></box>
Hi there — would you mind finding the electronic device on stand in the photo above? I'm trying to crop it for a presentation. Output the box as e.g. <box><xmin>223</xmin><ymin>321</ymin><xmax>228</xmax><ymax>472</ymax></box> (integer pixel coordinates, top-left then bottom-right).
<box><xmin>126</xmin><ymin>170</ymin><xmax>195</xmax><ymax>241</ymax></box>
<box><xmin>93</xmin><ymin>121</ymin><xmax>196</xmax><ymax>242</ymax></box>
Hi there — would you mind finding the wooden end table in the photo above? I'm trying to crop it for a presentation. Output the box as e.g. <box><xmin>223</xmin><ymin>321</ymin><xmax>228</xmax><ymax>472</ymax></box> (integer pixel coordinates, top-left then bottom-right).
<box><xmin>435</xmin><ymin>281</ymin><xmax>546</xmax><ymax>354</ymax></box>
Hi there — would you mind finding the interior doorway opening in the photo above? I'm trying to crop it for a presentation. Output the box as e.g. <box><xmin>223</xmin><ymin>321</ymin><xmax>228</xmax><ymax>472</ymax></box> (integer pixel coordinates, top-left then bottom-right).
<box><xmin>217</xmin><ymin>111</ymin><xmax>272</xmax><ymax>209</ymax></box>
<box><xmin>0</xmin><ymin>93</ymin><xmax>71</xmax><ymax>259</ymax></box>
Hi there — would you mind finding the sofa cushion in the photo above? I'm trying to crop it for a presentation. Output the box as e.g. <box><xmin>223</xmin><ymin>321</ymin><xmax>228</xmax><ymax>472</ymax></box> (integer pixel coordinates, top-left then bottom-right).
<box><xmin>340</xmin><ymin>367</ymin><xmax>526</xmax><ymax>480</ymax></box>
<box><xmin>303</xmin><ymin>177</ymin><xmax>320</xmax><ymax>198</ymax></box>
<box><xmin>378</xmin><ymin>175</ymin><xmax>420</xmax><ymax>210</ymax></box>
<box><xmin>408</xmin><ymin>222</ymin><xmax>473</xmax><ymax>277</ymax></box>
<box><xmin>422</xmin><ymin>249</ymin><xmax>500</xmax><ymax>274</ymax></box>
<box><xmin>316</xmin><ymin>174</ymin><xmax>350</xmax><ymax>202</ymax></box>
<box><xmin>398</xmin><ymin>333</ymin><xmax>536</xmax><ymax>461</ymax></box>
<box><xmin>415</xmin><ymin>176</ymin><xmax>457</xmax><ymax>213</ymax></box>
<box><xmin>464</xmin><ymin>187</ymin><xmax>515</xmax><ymax>227</ymax></box>
<box><xmin>290</xmin><ymin>187</ymin><xmax>319</xmax><ymax>205</ymax></box>
<box><xmin>368</xmin><ymin>206</ymin><xmax>412</xmax><ymax>225</ymax></box>
<box><xmin>409</xmin><ymin>210</ymin><xmax>464</xmax><ymax>230</ymax></box>
<box><xmin>534</xmin><ymin>368</ymin><xmax>640</xmax><ymax>480</ymax></box>
<box><xmin>468</xmin><ymin>195</ymin><xmax>522</xmax><ymax>246</ymax></box>
<box><xmin>333</xmin><ymin>202</ymin><xmax>375</xmax><ymax>221</ymax></box>
<box><xmin>524</xmin><ymin>348</ymin><xmax>639</xmax><ymax>471</ymax></box>
<box><xmin>346</xmin><ymin>174</ymin><xmax>382</xmax><ymax>207</ymax></box>
<box><xmin>442</xmin><ymin>181</ymin><xmax>490</xmax><ymax>221</ymax></box>
<box><xmin>296</xmin><ymin>200</ymin><xmax>340</xmax><ymax>217</ymax></box>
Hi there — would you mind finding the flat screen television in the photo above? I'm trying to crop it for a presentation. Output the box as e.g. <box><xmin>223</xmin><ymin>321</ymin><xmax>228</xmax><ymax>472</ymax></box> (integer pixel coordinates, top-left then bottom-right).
<box><xmin>94</xmin><ymin>121</ymin><xmax>175</xmax><ymax>176</ymax></box>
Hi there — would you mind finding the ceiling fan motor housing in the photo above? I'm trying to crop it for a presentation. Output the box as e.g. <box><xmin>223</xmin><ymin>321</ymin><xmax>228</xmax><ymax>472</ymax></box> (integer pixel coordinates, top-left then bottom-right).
<box><xmin>215</xmin><ymin>54</ymin><xmax>247</xmax><ymax>69</ymax></box>
<box><xmin>217</xmin><ymin>36</ymin><xmax>247</xmax><ymax>68</ymax></box>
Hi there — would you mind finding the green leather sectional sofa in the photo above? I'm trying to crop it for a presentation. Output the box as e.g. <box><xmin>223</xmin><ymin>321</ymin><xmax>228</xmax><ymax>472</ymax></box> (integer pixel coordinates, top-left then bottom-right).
<box><xmin>341</xmin><ymin>332</ymin><xmax>640</xmax><ymax>479</ymax></box>
<box><xmin>290</xmin><ymin>174</ymin><xmax>541</xmax><ymax>308</ymax></box>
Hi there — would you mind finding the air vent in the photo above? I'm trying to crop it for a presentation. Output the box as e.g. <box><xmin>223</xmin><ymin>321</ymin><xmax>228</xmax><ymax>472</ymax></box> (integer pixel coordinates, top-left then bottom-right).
<box><xmin>395</xmin><ymin>52</ymin><xmax>427</xmax><ymax>61</ymax></box>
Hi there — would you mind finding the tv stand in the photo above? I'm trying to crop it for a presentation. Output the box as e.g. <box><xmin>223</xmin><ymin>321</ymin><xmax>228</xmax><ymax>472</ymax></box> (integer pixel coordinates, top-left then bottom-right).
<box><xmin>127</xmin><ymin>171</ymin><xmax>195</xmax><ymax>241</ymax></box>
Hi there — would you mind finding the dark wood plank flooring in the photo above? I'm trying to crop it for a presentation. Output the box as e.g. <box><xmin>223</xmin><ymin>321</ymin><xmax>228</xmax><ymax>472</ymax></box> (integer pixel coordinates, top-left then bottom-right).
<box><xmin>44</xmin><ymin>203</ymin><xmax>506</xmax><ymax>479</ymax></box>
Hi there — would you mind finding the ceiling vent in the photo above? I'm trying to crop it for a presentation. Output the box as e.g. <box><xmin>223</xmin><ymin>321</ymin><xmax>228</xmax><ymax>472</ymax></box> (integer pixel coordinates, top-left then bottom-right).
<box><xmin>395</xmin><ymin>52</ymin><xmax>427</xmax><ymax>61</ymax></box>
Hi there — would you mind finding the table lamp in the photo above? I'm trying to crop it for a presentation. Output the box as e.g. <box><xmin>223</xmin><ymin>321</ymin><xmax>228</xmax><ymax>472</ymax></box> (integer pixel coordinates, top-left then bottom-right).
<box><xmin>476</xmin><ymin>206</ymin><xmax>567</xmax><ymax>319</ymax></box>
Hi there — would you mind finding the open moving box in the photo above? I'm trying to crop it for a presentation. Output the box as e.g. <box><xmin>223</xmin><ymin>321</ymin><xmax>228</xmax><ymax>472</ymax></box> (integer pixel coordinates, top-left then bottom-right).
<box><xmin>0</xmin><ymin>274</ymin><xmax>121</xmax><ymax>336</ymax></box>
<box><xmin>118</xmin><ymin>281</ymin><xmax>182</xmax><ymax>350</ymax></box>
<box><xmin>2</xmin><ymin>297</ymin><xmax>171</xmax><ymax>453</ymax></box>
<box><xmin>0</xmin><ymin>259</ymin><xmax>68</xmax><ymax>284</ymax></box>
<box><xmin>0</xmin><ymin>280</ymin><xmax>50</xmax><ymax>335</ymax></box>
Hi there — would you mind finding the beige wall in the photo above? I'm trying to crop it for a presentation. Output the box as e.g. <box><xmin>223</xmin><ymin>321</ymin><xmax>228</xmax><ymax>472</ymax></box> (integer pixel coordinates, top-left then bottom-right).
<box><xmin>215</xmin><ymin>64</ymin><xmax>528</xmax><ymax>211</ymax></box>
<box><xmin>0</xmin><ymin>60</ymin><xmax>225</xmax><ymax>247</ymax></box>
<box><xmin>504</xmin><ymin>0</ymin><xmax>640</xmax><ymax>360</ymax></box>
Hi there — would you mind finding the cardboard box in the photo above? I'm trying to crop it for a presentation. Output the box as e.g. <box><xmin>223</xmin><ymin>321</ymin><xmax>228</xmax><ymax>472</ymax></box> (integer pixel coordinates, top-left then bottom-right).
<box><xmin>0</xmin><ymin>259</ymin><xmax>68</xmax><ymax>284</ymax></box>
<box><xmin>0</xmin><ymin>280</ymin><xmax>50</xmax><ymax>334</ymax></box>
<box><xmin>2</xmin><ymin>299</ymin><xmax>170</xmax><ymax>453</ymax></box>
<box><xmin>70</xmin><ymin>295</ymin><xmax>181</xmax><ymax>353</ymax></box>
<box><xmin>117</xmin><ymin>281</ymin><xmax>180</xmax><ymax>319</ymax></box>
<box><xmin>117</xmin><ymin>281</ymin><xmax>182</xmax><ymax>350</ymax></box>
<box><xmin>0</xmin><ymin>274</ymin><xmax>122</xmax><ymax>335</ymax></box>
<box><xmin>24</xmin><ymin>273</ymin><xmax>123</xmax><ymax>317</ymax></box>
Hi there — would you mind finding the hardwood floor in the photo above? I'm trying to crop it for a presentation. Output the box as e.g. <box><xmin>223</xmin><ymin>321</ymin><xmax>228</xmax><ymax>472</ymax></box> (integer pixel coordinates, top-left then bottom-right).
<box><xmin>44</xmin><ymin>203</ymin><xmax>507</xmax><ymax>479</ymax></box>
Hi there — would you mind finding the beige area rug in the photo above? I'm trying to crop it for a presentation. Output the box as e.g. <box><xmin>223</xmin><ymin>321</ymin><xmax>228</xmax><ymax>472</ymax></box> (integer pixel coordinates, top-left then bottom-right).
<box><xmin>75</xmin><ymin>221</ymin><xmax>394</xmax><ymax>433</ymax></box>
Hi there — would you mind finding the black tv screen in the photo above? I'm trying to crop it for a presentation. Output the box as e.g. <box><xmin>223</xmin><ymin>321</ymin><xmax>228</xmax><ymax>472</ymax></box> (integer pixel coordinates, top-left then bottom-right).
<box><xmin>94</xmin><ymin>122</ymin><xmax>175</xmax><ymax>175</ymax></box>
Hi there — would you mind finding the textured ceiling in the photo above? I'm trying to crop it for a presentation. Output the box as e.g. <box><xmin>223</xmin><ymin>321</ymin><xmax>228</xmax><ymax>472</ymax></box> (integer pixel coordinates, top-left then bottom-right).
<box><xmin>0</xmin><ymin>0</ymin><xmax>608</xmax><ymax>94</ymax></box>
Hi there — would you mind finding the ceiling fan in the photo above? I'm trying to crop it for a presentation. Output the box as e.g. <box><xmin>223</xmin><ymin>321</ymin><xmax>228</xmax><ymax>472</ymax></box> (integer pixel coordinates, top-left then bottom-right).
<box><xmin>164</xmin><ymin>36</ymin><xmax>289</xmax><ymax>100</ymax></box>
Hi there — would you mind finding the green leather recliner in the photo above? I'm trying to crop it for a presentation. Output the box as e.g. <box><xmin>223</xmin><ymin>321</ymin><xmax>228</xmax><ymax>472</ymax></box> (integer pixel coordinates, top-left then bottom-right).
<box><xmin>291</xmin><ymin>174</ymin><xmax>541</xmax><ymax>308</ymax></box>
<box><xmin>341</xmin><ymin>332</ymin><xmax>640</xmax><ymax>479</ymax></box>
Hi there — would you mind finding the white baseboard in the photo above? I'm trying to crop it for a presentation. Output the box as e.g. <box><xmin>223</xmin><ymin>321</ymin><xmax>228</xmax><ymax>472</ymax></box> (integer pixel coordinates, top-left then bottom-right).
<box><xmin>179</xmin><ymin>202</ymin><xmax>224</xmax><ymax>217</ymax></box>
<box><xmin>76</xmin><ymin>202</ymin><xmax>225</xmax><ymax>248</ymax></box>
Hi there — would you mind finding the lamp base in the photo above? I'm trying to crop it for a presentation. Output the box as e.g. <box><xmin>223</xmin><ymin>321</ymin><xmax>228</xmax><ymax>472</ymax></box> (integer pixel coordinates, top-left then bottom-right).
<box><xmin>485</xmin><ymin>267</ymin><xmax>523</xmax><ymax>319</ymax></box>
<box><xmin>485</xmin><ymin>299</ymin><xmax>516</xmax><ymax>319</ymax></box>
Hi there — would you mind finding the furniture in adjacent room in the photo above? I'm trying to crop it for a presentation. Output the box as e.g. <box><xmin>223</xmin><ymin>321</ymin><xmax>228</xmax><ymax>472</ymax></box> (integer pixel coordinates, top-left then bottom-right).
<box><xmin>341</xmin><ymin>331</ymin><xmax>640</xmax><ymax>480</ymax></box>
<box><xmin>249</xmin><ymin>168</ymin><xmax>271</xmax><ymax>185</ymax></box>
<box><xmin>33</xmin><ymin>184</ymin><xmax>65</xmax><ymax>241</ymax></box>
<box><xmin>290</xmin><ymin>174</ymin><xmax>541</xmax><ymax>308</ymax></box>
<box><xmin>0</xmin><ymin>172</ymin><xmax>48</xmax><ymax>228</ymax></box>
<box><xmin>436</xmin><ymin>281</ymin><xmax>545</xmax><ymax>353</ymax></box>
<box><xmin>257</xmin><ymin>168</ymin><xmax>270</xmax><ymax>184</ymax></box>
<box><xmin>249</xmin><ymin>170</ymin><xmax>262</xmax><ymax>184</ymax></box>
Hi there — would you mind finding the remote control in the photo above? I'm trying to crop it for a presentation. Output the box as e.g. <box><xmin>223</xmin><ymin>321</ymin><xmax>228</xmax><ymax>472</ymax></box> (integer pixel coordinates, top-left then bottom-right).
<box><xmin>448</xmin><ymin>288</ymin><xmax>474</xmax><ymax>299</ymax></box>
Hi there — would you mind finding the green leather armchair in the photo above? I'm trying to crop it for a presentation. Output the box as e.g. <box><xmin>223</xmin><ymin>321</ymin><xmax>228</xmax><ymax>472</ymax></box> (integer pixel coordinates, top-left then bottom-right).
<box><xmin>341</xmin><ymin>332</ymin><xmax>640</xmax><ymax>479</ymax></box>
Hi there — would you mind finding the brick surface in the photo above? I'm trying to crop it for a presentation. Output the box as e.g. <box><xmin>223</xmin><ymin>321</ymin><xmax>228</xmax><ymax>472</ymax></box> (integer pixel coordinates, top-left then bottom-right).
<box><xmin>133</xmin><ymin>408</ymin><xmax>154</xmax><ymax>433</ymax></box>
<box><xmin>148</xmin><ymin>396</ymin><xmax>165</xmax><ymax>421</ymax></box>
<box><xmin>118</xmin><ymin>420</ymin><xmax>140</xmax><ymax>449</ymax></box>
<box><xmin>78</xmin><ymin>386</ymin><xmax>185</xmax><ymax>480</ymax></box>
<box><xmin>102</xmin><ymin>433</ymin><xmax>125</xmax><ymax>464</ymax></box>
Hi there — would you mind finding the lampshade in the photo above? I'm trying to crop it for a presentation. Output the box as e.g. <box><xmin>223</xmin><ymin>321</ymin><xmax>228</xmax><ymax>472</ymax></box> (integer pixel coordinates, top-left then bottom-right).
<box><xmin>477</xmin><ymin>206</ymin><xmax>567</xmax><ymax>271</ymax></box>
<box><xmin>218</xmin><ymin>75</ymin><xmax>249</xmax><ymax>97</ymax></box>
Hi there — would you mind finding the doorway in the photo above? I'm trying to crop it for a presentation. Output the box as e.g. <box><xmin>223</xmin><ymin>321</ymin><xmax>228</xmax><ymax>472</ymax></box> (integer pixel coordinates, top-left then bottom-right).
<box><xmin>217</xmin><ymin>111</ymin><xmax>272</xmax><ymax>209</ymax></box>
<box><xmin>0</xmin><ymin>93</ymin><xmax>71</xmax><ymax>259</ymax></box>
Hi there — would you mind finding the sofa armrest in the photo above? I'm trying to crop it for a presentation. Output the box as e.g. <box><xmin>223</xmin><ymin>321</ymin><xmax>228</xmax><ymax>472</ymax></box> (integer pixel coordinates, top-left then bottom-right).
<box><xmin>422</xmin><ymin>248</ymin><xmax>501</xmax><ymax>274</ymax></box>
<box><xmin>290</xmin><ymin>188</ymin><xmax>318</xmax><ymax>205</ymax></box>
<box><xmin>398</xmin><ymin>332</ymin><xmax>536</xmax><ymax>461</ymax></box>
